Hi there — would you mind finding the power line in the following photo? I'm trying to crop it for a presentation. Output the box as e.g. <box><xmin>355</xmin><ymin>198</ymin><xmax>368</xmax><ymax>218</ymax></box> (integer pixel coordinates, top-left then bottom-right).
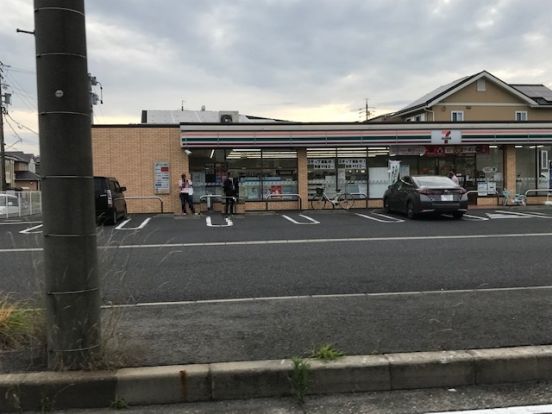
<box><xmin>5</xmin><ymin>113</ymin><xmax>38</xmax><ymax>135</ymax></box>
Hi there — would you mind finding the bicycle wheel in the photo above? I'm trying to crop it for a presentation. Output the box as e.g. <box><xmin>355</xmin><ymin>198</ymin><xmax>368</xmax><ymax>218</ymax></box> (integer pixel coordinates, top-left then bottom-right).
<box><xmin>311</xmin><ymin>195</ymin><xmax>325</xmax><ymax>210</ymax></box>
<box><xmin>339</xmin><ymin>193</ymin><xmax>353</xmax><ymax>210</ymax></box>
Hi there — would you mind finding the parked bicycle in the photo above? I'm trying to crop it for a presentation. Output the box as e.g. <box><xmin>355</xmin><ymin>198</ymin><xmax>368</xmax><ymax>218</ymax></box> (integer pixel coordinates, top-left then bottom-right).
<box><xmin>499</xmin><ymin>189</ymin><xmax>526</xmax><ymax>206</ymax></box>
<box><xmin>311</xmin><ymin>187</ymin><xmax>353</xmax><ymax>210</ymax></box>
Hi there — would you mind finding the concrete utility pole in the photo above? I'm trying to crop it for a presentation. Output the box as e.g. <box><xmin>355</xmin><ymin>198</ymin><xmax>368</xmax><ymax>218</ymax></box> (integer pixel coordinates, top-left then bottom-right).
<box><xmin>0</xmin><ymin>63</ymin><xmax>7</xmax><ymax>191</ymax></box>
<box><xmin>34</xmin><ymin>0</ymin><xmax>101</xmax><ymax>369</ymax></box>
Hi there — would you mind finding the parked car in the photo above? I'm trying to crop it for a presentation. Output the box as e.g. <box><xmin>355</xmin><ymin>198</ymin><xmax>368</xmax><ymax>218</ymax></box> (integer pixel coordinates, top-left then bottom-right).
<box><xmin>94</xmin><ymin>176</ymin><xmax>127</xmax><ymax>224</ymax></box>
<box><xmin>383</xmin><ymin>175</ymin><xmax>468</xmax><ymax>219</ymax></box>
<box><xmin>0</xmin><ymin>194</ymin><xmax>20</xmax><ymax>217</ymax></box>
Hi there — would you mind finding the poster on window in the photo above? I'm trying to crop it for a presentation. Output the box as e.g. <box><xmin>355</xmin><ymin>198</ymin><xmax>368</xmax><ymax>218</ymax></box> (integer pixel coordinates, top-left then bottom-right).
<box><xmin>154</xmin><ymin>162</ymin><xmax>170</xmax><ymax>194</ymax></box>
<box><xmin>388</xmin><ymin>160</ymin><xmax>401</xmax><ymax>185</ymax></box>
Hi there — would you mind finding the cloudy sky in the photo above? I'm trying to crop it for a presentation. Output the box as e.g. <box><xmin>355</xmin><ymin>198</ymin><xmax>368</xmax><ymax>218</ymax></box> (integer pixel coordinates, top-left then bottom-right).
<box><xmin>1</xmin><ymin>0</ymin><xmax>552</xmax><ymax>155</ymax></box>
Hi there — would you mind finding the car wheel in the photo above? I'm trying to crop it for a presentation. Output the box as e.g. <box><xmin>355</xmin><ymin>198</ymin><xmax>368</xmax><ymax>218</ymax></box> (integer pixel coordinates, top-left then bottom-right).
<box><xmin>452</xmin><ymin>211</ymin><xmax>464</xmax><ymax>219</ymax></box>
<box><xmin>123</xmin><ymin>204</ymin><xmax>128</xmax><ymax>220</ymax></box>
<box><xmin>406</xmin><ymin>201</ymin><xmax>416</xmax><ymax>219</ymax></box>
<box><xmin>383</xmin><ymin>198</ymin><xmax>391</xmax><ymax>213</ymax></box>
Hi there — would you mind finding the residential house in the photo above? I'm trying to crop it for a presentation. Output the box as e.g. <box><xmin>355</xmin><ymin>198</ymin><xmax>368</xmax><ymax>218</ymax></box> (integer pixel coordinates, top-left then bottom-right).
<box><xmin>5</xmin><ymin>151</ymin><xmax>40</xmax><ymax>190</ymax></box>
<box><xmin>376</xmin><ymin>70</ymin><xmax>552</xmax><ymax>122</ymax></box>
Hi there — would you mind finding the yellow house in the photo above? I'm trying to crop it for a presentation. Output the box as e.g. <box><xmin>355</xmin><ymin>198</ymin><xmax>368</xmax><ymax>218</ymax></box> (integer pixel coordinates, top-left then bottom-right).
<box><xmin>379</xmin><ymin>70</ymin><xmax>552</xmax><ymax>123</ymax></box>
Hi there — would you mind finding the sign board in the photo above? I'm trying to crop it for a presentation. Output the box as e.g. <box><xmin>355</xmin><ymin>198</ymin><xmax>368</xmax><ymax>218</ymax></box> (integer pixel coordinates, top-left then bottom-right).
<box><xmin>308</xmin><ymin>159</ymin><xmax>335</xmax><ymax>169</ymax></box>
<box><xmin>154</xmin><ymin>162</ymin><xmax>170</xmax><ymax>194</ymax></box>
<box><xmin>431</xmin><ymin>130</ymin><xmax>462</xmax><ymax>145</ymax></box>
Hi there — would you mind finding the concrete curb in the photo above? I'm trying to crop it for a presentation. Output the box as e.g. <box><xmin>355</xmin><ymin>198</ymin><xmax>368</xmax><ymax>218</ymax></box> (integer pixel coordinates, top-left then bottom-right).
<box><xmin>2</xmin><ymin>345</ymin><xmax>552</xmax><ymax>412</ymax></box>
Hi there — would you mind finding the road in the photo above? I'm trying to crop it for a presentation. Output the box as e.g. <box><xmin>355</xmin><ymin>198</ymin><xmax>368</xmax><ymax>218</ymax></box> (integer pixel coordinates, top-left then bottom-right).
<box><xmin>2</xmin><ymin>207</ymin><xmax>552</xmax><ymax>366</ymax></box>
<box><xmin>2</xmin><ymin>208</ymin><xmax>552</xmax><ymax>303</ymax></box>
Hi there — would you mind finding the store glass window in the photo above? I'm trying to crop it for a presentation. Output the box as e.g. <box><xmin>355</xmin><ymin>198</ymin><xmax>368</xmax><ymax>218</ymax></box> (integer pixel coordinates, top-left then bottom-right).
<box><xmin>189</xmin><ymin>149</ymin><xmax>226</xmax><ymax>199</ymax></box>
<box><xmin>261</xmin><ymin>150</ymin><xmax>298</xmax><ymax>199</ymax></box>
<box><xmin>308</xmin><ymin>148</ymin><xmax>337</xmax><ymax>199</ymax></box>
<box><xmin>537</xmin><ymin>145</ymin><xmax>551</xmax><ymax>190</ymax></box>
<box><xmin>515</xmin><ymin>146</ymin><xmax>537</xmax><ymax>195</ymax></box>
<box><xmin>367</xmin><ymin>147</ymin><xmax>390</xmax><ymax>199</ymax></box>
<box><xmin>337</xmin><ymin>148</ymin><xmax>367</xmax><ymax>198</ymax></box>
<box><xmin>226</xmin><ymin>149</ymin><xmax>263</xmax><ymax>200</ymax></box>
<box><xmin>475</xmin><ymin>146</ymin><xmax>503</xmax><ymax>195</ymax></box>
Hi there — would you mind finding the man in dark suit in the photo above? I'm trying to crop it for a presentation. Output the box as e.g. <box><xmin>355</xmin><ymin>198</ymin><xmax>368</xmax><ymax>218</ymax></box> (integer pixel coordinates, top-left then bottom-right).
<box><xmin>223</xmin><ymin>172</ymin><xmax>236</xmax><ymax>215</ymax></box>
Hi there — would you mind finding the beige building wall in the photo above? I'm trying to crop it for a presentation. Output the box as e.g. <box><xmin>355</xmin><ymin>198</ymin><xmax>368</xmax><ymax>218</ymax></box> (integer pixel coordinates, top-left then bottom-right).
<box><xmin>92</xmin><ymin>126</ymin><xmax>185</xmax><ymax>214</ymax></box>
<box><xmin>430</xmin><ymin>80</ymin><xmax>552</xmax><ymax>121</ymax></box>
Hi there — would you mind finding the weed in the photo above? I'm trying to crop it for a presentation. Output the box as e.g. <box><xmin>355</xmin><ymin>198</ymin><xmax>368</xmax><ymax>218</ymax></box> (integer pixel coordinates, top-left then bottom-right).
<box><xmin>289</xmin><ymin>356</ymin><xmax>310</xmax><ymax>404</ymax></box>
<box><xmin>311</xmin><ymin>344</ymin><xmax>344</xmax><ymax>362</ymax></box>
<box><xmin>110</xmin><ymin>397</ymin><xmax>128</xmax><ymax>409</ymax></box>
<box><xmin>0</xmin><ymin>296</ymin><xmax>45</xmax><ymax>350</ymax></box>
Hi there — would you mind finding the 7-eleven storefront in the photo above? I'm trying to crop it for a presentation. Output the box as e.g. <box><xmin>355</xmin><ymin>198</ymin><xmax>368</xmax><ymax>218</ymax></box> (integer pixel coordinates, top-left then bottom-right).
<box><xmin>92</xmin><ymin>122</ymin><xmax>552</xmax><ymax>213</ymax></box>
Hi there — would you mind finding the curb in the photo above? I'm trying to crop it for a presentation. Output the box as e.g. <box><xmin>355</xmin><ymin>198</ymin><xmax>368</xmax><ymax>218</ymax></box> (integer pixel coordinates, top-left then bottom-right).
<box><xmin>2</xmin><ymin>345</ymin><xmax>552</xmax><ymax>411</ymax></box>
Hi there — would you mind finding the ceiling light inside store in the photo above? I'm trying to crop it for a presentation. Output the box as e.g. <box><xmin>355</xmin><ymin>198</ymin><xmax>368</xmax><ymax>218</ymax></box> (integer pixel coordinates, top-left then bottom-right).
<box><xmin>489</xmin><ymin>145</ymin><xmax>498</xmax><ymax>149</ymax></box>
<box><xmin>209</xmin><ymin>149</ymin><xmax>215</xmax><ymax>158</ymax></box>
<box><xmin>515</xmin><ymin>145</ymin><xmax>523</xmax><ymax>148</ymax></box>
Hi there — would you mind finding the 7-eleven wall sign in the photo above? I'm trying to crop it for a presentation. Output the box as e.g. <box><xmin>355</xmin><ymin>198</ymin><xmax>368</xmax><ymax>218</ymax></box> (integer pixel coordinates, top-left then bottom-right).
<box><xmin>431</xmin><ymin>130</ymin><xmax>462</xmax><ymax>145</ymax></box>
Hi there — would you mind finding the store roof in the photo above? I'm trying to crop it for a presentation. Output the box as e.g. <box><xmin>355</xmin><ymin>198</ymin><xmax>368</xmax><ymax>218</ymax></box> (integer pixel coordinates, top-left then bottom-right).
<box><xmin>141</xmin><ymin>109</ymin><xmax>288</xmax><ymax>124</ymax></box>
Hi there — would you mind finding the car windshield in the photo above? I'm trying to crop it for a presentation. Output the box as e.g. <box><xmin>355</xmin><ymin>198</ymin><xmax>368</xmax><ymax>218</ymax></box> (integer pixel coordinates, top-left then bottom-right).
<box><xmin>412</xmin><ymin>176</ymin><xmax>457</xmax><ymax>188</ymax></box>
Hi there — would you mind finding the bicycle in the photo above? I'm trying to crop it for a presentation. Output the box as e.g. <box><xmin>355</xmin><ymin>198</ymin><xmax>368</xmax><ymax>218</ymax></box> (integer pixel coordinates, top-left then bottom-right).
<box><xmin>499</xmin><ymin>189</ymin><xmax>526</xmax><ymax>206</ymax></box>
<box><xmin>310</xmin><ymin>187</ymin><xmax>353</xmax><ymax>210</ymax></box>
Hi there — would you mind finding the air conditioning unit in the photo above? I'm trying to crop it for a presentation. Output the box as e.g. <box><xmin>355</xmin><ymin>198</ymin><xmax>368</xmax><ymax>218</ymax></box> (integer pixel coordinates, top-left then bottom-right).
<box><xmin>219</xmin><ymin>111</ymin><xmax>239</xmax><ymax>124</ymax></box>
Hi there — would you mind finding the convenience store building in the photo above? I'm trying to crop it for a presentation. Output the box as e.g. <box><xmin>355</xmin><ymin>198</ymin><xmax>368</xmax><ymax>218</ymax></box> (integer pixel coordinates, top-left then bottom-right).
<box><xmin>92</xmin><ymin>121</ymin><xmax>552</xmax><ymax>214</ymax></box>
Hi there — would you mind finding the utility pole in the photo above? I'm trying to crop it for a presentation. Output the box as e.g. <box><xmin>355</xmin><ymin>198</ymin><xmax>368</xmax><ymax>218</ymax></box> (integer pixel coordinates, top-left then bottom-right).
<box><xmin>34</xmin><ymin>0</ymin><xmax>101</xmax><ymax>369</ymax></box>
<box><xmin>358</xmin><ymin>98</ymin><xmax>375</xmax><ymax>122</ymax></box>
<box><xmin>0</xmin><ymin>62</ymin><xmax>8</xmax><ymax>191</ymax></box>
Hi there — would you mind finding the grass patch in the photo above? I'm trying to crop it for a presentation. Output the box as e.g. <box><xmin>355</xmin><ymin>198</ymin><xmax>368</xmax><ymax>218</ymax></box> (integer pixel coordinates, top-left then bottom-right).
<box><xmin>0</xmin><ymin>296</ymin><xmax>44</xmax><ymax>350</ymax></box>
<box><xmin>311</xmin><ymin>344</ymin><xmax>344</xmax><ymax>362</ymax></box>
<box><xmin>289</xmin><ymin>356</ymin><xmax>310</xmax><ymax>404</ymax></box>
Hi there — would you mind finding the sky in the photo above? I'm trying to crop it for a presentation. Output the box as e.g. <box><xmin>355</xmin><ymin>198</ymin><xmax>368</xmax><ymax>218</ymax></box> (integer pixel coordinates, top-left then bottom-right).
<box><xmin>1</xmin><ymin>0</ymin><xmax>552</xmax><ymax>155</ymax></box>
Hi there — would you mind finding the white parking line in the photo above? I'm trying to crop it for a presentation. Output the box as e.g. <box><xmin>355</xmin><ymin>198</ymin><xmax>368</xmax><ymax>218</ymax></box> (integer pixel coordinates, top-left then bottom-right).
<box><xmin>0</xmin><ymin>221</ymin><xmax>42</xmax><ymax>225</ymax></box>
<box><xmin>19</xmin><ymin>224</ymin><xmax>43</xmax><ymax>234</ymax></box>
<box><xmin>282</xmin><ymin>214</ymin><xmax>320</xmax><ymax>224</ymax></box>
<box><xmin>4</xmin><ymin>232</ymin><xmax>552</xmax><ymax>254</ymax></box>
<box><xmin>115</xmin><ymin>218</ymin><xmax>151</xmax><ymax>230</ymax></box>
<box><xmin>206</xmin><ymin>216</ymin><xmax>233</xmax><ymax>227</ymax></box>
<box><xmin>463</xmin><ymin>214</ymin><xmax>490</xmax><ymax>221</ymax></box>
<box><xmin>107</xmin><ymin>285</ymin><xmax>552</xmax><ymax>308</ymax></box>
<box><xmin>355</xmin><ymin>213</ymin><xmax>404</xmax><ymax>223</ymax></box>
<box><xmin>428</xmin><ymin>404</ymin><xmax>552</xmax><ymax>413</ymax></box>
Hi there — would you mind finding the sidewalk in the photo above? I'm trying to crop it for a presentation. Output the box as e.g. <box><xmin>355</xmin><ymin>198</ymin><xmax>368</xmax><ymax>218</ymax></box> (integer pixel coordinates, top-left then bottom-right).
<box><xmin>2</xmin><ymin>286</ymin><xmax>552</xmax><ymax>411</ymax></box>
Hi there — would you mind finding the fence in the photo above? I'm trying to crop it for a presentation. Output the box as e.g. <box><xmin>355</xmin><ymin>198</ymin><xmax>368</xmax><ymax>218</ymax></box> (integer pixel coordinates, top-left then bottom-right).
<box><xmin>0</xmin><ymin>191</ymin><xmax>42</xmax><ymax>219</ymax></box>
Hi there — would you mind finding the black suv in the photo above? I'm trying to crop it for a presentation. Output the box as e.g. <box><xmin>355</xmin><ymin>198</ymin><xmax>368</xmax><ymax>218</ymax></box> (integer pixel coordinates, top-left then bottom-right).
<box><xmin>94</xmin><ymin>176</ymin><xmax>127</xmax><ymax>224</ymax></box>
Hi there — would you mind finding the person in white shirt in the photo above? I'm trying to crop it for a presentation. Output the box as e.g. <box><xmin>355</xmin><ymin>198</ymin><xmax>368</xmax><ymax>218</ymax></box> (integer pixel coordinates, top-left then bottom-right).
<box><xmin>178</xmin><ymin>173</ymin><xmax>196</xmax><ymax>215</ymax></box>
<box><xmin>448</xmin><ymin>170</ymin><xmax>460</xmax><ymax>185</ymax></box>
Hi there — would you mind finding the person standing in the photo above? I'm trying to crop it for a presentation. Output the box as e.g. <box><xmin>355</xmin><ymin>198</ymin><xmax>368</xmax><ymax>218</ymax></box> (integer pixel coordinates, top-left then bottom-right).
<box><xmin>223</xmin><ymin>172</ymin><xmax>236</xmax><ymax>215</ymax></box>
<box><xmin>448</xmin><ymin>170</ymin><xmax>459</xmax><ymax>185</ymax></box>
<box><xmin>178</xmin><ymin>173</ymin><xmax>196</xmax><ymax>215</ymax></box>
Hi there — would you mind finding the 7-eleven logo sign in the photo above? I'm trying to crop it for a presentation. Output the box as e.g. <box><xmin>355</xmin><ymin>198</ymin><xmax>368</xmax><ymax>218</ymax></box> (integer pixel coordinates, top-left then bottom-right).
<box><xmin>431</xmin><ymin>130</ymin><xmax>462</xmax><ymax>145</ymax></box>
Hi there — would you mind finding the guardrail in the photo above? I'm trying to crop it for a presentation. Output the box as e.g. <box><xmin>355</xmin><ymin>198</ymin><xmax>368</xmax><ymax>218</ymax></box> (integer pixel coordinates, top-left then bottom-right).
<box><xmin>125</xmin><ymin>196</ymin><xmax>164</xmax><ymax>213</ymax></box>
<box><xmin>348</xmin><ymin>192</ymin><xmax>368</xmax><ymax>208</ymax></box>
<box><xmin>264</xmin><ymin>193</ymin><xmax>303</xmax><ymax>211</ymax></box>
<box><xmin>524</xmin><ymin>188</ymin><xmax>552</xmax><ymax>206</ymax></box>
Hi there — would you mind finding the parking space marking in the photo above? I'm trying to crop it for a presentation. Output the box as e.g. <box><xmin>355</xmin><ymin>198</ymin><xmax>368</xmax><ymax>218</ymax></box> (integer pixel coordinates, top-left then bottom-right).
<box><xmin>206</xmin><ymin>216</ymin><xmax>233</xmax><ymax>227</ymax></box>
<box><xmin>19</xmin><ymin>224</ymin><xmax>43</xmax><ymax>234</ymax></box>
<box><xmin>463</xmin><ymin>214</ymin><xmax>490</xmax><ymax>221</ymax></box>
<box><xmin>282</xmin><ymin>214</ymin><xmax>320</xmax><ymax>224</ymax></box>
<box><xmin>0</xmin><ymin>221</ymin><xmax>42</xmax><ymax>225</ymax></box>
<box><xmin>487</xmin><ymin>210</ymin><xmax>536</xmax><ymax>219</ymax></box>
<box><xmin>115</xmin><ymin>217</ymin><xmax>151</xmax><ymax>230</ymax></box>
<box><xmin>354</xmin><ymin>212</ymin><xmax>404</xmax><ymax>223</ymax></box>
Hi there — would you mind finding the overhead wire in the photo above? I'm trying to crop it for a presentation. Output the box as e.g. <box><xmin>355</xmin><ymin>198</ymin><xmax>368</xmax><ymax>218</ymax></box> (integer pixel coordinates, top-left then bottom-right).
<box><xmin>5</xmin><ymin>113</ymin><xmax>39</xmax><ymax>136</ymax></box>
